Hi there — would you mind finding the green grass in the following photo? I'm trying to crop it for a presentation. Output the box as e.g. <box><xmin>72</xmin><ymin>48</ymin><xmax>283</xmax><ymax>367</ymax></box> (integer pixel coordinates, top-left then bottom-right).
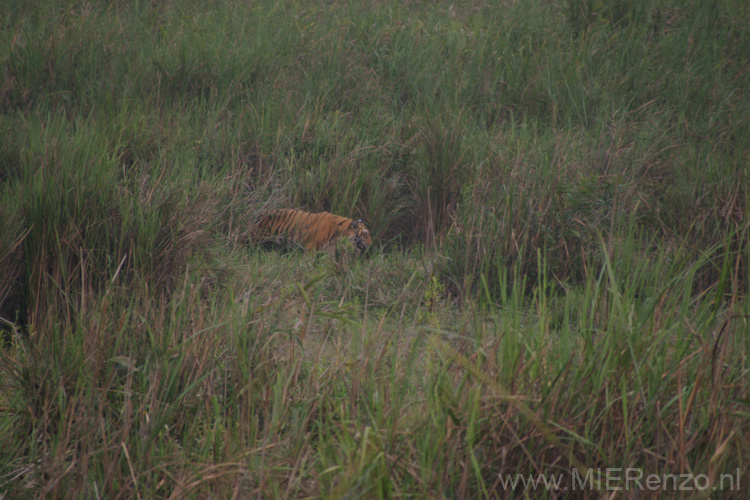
<box><xmin>1</xmin><ymin>0</ymin><xmax>749</xmax><ymax>498</ymax></box>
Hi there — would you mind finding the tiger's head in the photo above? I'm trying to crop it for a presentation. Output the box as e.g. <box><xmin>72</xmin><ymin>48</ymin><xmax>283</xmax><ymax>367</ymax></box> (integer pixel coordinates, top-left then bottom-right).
<box><xmin>346</xmin><ymin>219</ymin><xmax>372</xmax><ymax>253</ymax></box>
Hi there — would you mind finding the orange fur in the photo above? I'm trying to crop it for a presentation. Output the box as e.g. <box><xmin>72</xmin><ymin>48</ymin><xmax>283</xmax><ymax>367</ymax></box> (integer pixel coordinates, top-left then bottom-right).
<box><xmin>256</xmin><ymin>209</ymin><xmax>372</xmax><ymax>252</ymax></box>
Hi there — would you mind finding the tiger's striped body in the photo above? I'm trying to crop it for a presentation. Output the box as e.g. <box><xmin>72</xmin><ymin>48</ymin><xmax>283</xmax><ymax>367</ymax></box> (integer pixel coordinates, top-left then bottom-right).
<box><xmin>256</xmin><ymin>209</ymin><xmax>372</xmax><ymax>253</ymax></box>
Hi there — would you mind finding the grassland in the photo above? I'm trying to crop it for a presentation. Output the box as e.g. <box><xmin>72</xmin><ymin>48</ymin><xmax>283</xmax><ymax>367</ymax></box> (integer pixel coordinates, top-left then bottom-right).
<box><xmin>1</xmin><ymin>0</ymin><xmax>749</xmax><ymax>498</ymax></box>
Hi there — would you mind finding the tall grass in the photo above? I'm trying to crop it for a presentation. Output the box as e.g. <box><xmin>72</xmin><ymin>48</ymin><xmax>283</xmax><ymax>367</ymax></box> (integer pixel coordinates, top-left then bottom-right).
<box><xmin>1</xmin><ymin>0</ymin><xmax>749</xmax><ymax>498</ymax></box>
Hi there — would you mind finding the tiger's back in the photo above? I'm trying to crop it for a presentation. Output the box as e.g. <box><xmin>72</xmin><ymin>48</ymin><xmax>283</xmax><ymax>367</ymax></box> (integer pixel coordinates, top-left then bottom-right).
<box><xmin>256</xmin><ymin>209</ymin><xmax>372</xmax><ymax>253</ymax></box>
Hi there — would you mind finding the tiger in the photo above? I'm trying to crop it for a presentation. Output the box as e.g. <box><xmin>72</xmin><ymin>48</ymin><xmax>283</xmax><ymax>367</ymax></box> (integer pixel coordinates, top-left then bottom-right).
<box><xmin>256</xmin><ymin>209</ymin><xmax>372</xmax><ymax>253</ymax></box>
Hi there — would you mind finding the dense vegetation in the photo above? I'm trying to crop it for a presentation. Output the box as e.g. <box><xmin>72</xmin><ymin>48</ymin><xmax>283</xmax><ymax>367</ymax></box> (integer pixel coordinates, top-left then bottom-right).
<box><xmin>1</xmin><ymin>0</ymin><xmax>748</xmax><ymax>497</ymax></box>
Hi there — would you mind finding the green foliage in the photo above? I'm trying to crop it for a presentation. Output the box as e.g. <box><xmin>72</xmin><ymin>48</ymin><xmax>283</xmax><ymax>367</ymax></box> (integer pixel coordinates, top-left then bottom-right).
<box><xmin>1</xmin><ymin>0</ymin><xmax>749</xmax><ymax>497</ymax></box>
